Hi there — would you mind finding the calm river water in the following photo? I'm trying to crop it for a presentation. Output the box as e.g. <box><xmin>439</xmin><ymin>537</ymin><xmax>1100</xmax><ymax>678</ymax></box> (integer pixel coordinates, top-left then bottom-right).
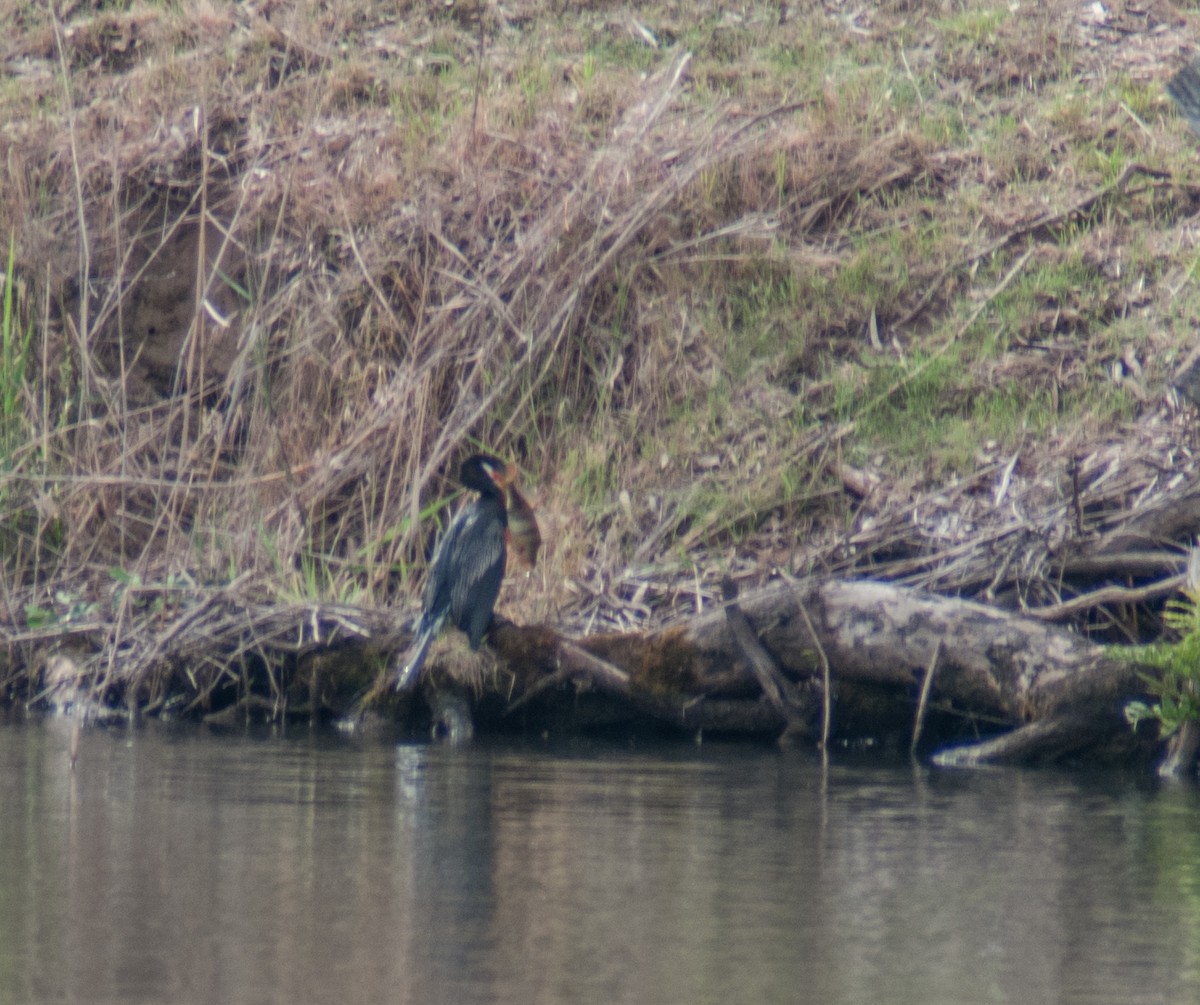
<box><xmin>1</xmin><ymin>718</ymin><xmax>1198</xmax><ymax>1005</ymax></box>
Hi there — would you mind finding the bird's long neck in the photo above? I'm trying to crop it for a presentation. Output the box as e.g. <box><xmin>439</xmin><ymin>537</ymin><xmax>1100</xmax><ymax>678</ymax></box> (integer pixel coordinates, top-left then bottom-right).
<box><xmin>477</xmin><ymin>487</ymin><xmax>508</xmax><ymax>525</ymax></box>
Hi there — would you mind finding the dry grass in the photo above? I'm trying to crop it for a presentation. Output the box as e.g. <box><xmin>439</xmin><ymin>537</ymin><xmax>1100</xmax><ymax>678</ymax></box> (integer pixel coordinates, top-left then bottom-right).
<box><xmin>4</xmin><ymin>0</ymin><xmax>1200</xmax><ymax>716</ymax></box>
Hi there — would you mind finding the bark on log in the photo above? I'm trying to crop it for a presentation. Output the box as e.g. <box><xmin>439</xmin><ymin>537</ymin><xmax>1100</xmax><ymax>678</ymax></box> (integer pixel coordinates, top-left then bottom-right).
<box><xmin>1088</xmin><ymin>486</ymin><xmax>1200</xmax><ymax>557</ymax></box>
<box><xmin>682</xmin><ymin>579</ymin><xmax>1143</xmax><ymax>715</ymax></box>
<box><xmin>485</xmin><ymin>578</ymin><xmax>1164</xmax><ymax>766</ymax></box>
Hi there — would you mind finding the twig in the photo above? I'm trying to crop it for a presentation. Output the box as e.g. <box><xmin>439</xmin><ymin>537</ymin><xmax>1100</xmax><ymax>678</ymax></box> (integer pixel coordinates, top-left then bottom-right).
<box><xmin>1024</xmin><ymin>574</ymin><xmax>1186</xmax><ymax>622</ymax></box>
<box><xmin>722</xmin><ymin>576</ymin><xmax>811</xmax><ymax>740</ymax></box>
<box><xmin>1070</xmin><ymin>455</ymin><xmax>1084</xmax><ymax>536</ymax></box>
<box><xmin>1157</xmin><ymin>720</ymin><xmax>1200</xmax><ymax>778</ymax></box>
<box><xmin>911</xmin><ymin>639</ymin><xmax>941</xmax><ymax>755</ymax></box>
<box><xmin>506</xmin><ymin>638</ymin><xmax>632</xmax><ymax>714</ymax></box>
<box><xmin>504</xmin><ymin>665</ymin><xmax>568</xmax><ymax>713</ymax></box>
<box><xmin>470</xmin><ymin>5</ymin><xmax>487</xmax><ymax>153</ymax></box>
<box><xmin>993</xmin><ymin>452</ymin><xmax>1020</xmax><ymax>507</ymax></box>
<box><xmin>1058</xmin><ymin>552</ymin><xmax>1185</xmax><ymax>579</ymax></box>
<box><xmin>932</xmin><ymin>710</ymin><xmax>1099</xmax><ymax>767</ymax></box>
<box><xmin>796</xmin><ymin>599</ymin><xmax>833</xmax><ymax>749</ymax></box>
<box><xmin>559</xmin><ymin>640</ymin><xmax>631</xmax><ymax>694</ymax></box>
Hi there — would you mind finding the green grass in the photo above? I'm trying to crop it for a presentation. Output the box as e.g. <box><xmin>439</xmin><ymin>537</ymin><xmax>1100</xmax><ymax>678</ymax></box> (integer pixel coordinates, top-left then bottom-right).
<box><xmin>0</xmin><ymin>231</ymin><xmax>50</xmax><ymax>582</ymax></box>
<box><xmin>564</xmin><ymin>438</ymin><xmax>623</xmax><ymax>517</ymax></box>
<box><xmin>581</xmin><ymin>37</ymin><xmax>662</xmax><ymax>76</ymax></box>
<box><xmin>829</xmin><ymin>345</ymin><xmax>1064</xmax><ymax>476</ymax></box>
<box><xmin>0</xmin><ymin>234</ymin><xmax>33</xmax><ymax>465</ymax></box>
<box><xmin>933</xmin><ymin>6</ymin><xmax>1008</xmax><ymax>46</ymax></box>
<box><xmin>1116</xmin><ymin>74</ymin><xmax>1161</xmax><ymax>123</ymax></box>
<box><xmin>388</xmin><ymin>65</ymin><xmax>469</xmax><ymax>140</ymax></box>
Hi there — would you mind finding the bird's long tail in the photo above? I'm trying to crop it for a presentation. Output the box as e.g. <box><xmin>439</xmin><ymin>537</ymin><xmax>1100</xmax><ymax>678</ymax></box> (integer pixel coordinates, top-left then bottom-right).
<box><xmin>395</xmin><ymin>621</ymin><xmax>437</xmax><ymax>692</ymax></box>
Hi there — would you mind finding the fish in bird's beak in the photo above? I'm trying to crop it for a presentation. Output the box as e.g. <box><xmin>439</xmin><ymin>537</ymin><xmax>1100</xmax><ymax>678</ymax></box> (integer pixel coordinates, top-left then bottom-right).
<box><xmin>502</xmin><ymin>463</ymin><xmax>541</xmax><ymax>570</ymax></box>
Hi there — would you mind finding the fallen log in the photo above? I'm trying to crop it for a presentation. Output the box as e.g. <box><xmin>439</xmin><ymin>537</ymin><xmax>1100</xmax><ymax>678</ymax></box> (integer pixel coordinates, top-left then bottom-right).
<box><xmin>681</xmin><ymin>578</ymin><xmax>1162</xmax><ymax>765</ymax></box>
<box><xmin>410</xmin><ymin>577</ymin><xmax>1166</xmax><ymax>767</ymax></box>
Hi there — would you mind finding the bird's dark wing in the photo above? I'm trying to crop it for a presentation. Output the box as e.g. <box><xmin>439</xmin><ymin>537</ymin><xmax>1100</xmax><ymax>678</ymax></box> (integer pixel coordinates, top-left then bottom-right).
<box><xmin>420</xmin><ymin>494</ymin><xmax>507</xmax><ymax>643</ymax></box>
<box><xmin>419</xmin><ymin>505</ymin><xmax>471</xmax><ymax>633</ymax></box>
<box><xmin>449</xmin><ymin>497</ymin><xmax>507</xmax><ymax>648</ymax></box>
<box><xmin>400</xmin><ymin>481</ymin><xmax>507</xmax><ymax>689</ymax></box>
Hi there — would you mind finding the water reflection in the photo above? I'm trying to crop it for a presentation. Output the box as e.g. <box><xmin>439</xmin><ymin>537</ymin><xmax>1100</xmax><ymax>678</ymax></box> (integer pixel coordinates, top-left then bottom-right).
<box><xmin>0</xmin><ymin>720</ymin><xmax>1197</xmax><ymax>1005</ymax></box>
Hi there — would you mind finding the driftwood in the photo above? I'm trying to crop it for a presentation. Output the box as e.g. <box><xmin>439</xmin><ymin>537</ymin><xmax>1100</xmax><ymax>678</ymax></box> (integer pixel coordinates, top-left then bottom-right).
<box><xmin>384</xmin><ymin>577</ymin><xmax>1164</xmax><ymax>768</ymax></box>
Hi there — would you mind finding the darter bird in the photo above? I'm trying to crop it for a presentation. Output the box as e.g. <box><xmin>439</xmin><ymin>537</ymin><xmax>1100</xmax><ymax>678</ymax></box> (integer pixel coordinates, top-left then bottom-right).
<box><xmin>395</xmin><ymin>454</ymin><xmax>509</xmax><ymax>692</ymax></box>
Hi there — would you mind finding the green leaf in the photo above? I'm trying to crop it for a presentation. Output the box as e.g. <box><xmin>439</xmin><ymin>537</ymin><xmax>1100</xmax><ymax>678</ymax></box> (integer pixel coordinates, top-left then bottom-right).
<box><xmin>24</xmin><ymin>605</ymin><xmax>54</xmax><ymax>629</ymax></box>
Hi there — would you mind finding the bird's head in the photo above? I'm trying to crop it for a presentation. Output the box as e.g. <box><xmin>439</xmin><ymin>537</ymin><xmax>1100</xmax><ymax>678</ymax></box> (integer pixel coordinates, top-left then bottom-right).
<box><xmin>459</xmin><ymin>454</ymin><xmax>507</xmax><ymax>496</ymax></box>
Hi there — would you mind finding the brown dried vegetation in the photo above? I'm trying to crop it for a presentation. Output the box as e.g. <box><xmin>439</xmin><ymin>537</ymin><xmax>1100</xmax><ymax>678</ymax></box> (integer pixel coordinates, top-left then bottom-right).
<box><xmin>2</xmin><ymin>0</ymin><xmax>1200</xmax><ymax>730</ymax></box>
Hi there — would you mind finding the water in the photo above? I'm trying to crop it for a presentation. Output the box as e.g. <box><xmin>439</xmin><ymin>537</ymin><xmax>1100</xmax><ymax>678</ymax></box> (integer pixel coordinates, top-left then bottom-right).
<box><xmin>1</xmin><ymin>719</ymin><xmax>1198</xmax><ymax>1005</ymax></box>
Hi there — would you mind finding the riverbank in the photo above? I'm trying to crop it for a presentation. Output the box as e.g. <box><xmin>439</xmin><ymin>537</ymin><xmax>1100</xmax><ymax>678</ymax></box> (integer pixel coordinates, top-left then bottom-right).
<box><xmin>3</xmin><ymin>1</ymin><xmax>1200</xmax><ymax>741</ymax></box>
